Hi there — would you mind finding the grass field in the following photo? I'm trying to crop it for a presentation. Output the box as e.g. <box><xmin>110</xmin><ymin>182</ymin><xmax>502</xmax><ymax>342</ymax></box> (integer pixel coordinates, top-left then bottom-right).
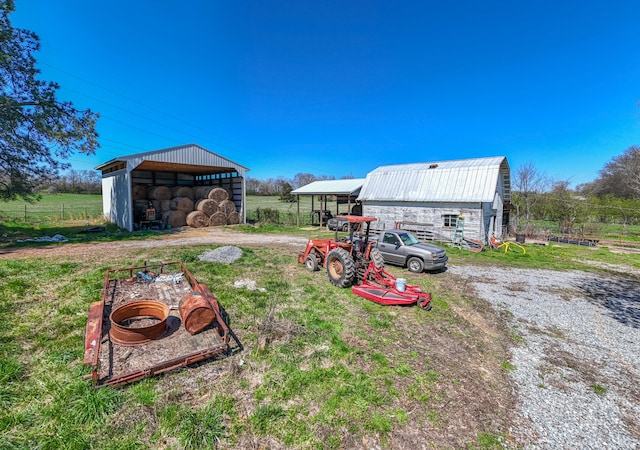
<box><xmin>1</xmin><ymin>224</ymin><xmax>639</xmax><ymax>448</ymax></box>
<box><xmin>0</xmin><ymin>193</ymin><xmax>103</xmax><ymax>223</ymax></box>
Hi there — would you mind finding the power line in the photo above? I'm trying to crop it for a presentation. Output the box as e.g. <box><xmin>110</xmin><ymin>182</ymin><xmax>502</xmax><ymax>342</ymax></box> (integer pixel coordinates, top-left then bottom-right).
<box><xmin>42</xmin><ymin>62</ymin><xmax>257</xmax><ymax>151</ymax></box>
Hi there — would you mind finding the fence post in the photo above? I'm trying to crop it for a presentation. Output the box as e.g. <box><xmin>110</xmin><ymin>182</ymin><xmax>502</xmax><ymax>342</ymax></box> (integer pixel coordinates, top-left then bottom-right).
<box><xmin>61</xmin><ymin>203</ymin><xmax>64</xmax><ymax>220</ymax></box>
<box><xmin>24</xmin><ymin>204</ymin><xmax>27</xmax><ymax>222</ymax></box>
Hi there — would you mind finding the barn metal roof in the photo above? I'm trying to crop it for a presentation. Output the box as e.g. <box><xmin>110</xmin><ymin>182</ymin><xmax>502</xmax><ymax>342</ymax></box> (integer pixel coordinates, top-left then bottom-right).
<box><xmin>357</xmin><ymin>156</ymin><xmax>510</xmax><ymax>203</ymax></box>
<box><xmin>94</xmin><ymin>143</ymin><xmax>249</xmax><ymax>176</ymax></box>
<box><xmin>291</xmin><ymin>179</ymin><xmax>365</xmax><ymax>196</ymax></box>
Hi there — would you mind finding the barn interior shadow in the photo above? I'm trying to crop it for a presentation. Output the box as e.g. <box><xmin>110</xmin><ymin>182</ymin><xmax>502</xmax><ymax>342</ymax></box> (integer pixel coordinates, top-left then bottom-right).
<box><xmin>578</xmin><ymin>275</ymin><xmax>640</xmax><ymax>329</ymax></box>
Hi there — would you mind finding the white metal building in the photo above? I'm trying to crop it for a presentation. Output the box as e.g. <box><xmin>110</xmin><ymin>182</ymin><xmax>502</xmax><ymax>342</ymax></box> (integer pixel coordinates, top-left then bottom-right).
<box><xmin>357</xmin><ymin>157</ymin><xmax>511</xmax><ymax>243</ymax></box>
<box><xmin>290</xmin><ymin>179</ymin><xmax>365</xmax><ymax>226</ymax></box>
<box><xmin>95</xmin><ymin>144</ymin><xmax>249</xmax><ymax>231</ymax></box>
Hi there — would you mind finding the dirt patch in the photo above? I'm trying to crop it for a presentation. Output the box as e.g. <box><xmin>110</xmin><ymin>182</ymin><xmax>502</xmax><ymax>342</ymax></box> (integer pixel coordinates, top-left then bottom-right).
<box><xmin>0</xmin><ymin>226</ymin><xmax>308</xmax><ymax>261</ymax></box>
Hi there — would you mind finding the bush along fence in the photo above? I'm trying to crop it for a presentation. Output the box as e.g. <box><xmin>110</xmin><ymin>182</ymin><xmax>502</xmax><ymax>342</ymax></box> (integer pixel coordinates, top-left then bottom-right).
<box><xmin>0</xmin><ymin>204</ymin><xmax>103</xmax><ymax>223</ymax></box>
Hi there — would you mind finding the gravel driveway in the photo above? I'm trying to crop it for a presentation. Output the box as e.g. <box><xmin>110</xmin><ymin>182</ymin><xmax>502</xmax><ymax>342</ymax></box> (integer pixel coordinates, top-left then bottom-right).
<box><xmin>448</xmin><ymin>264</ymin><xmax>640</xmax><ymax>449</ymax></box>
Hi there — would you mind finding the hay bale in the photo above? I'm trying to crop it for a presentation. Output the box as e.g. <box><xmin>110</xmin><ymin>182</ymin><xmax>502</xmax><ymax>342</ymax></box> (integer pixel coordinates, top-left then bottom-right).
<box><xmin>170</xmin><ymin>196</ymin><xmax>194</xmax><ymax>212</ymax></box>
<box><xmin>194</xmin><ymin>186</ymin><xmax>215</xmax><ymax>199</ymax></box>
<box><xmin>209</xmin><ymin>211</ymin><xmax>227</xmax><ymax>227</ymax></box>
<box><xmin>218</xmin><ymin>199</ymin><xmax>237</xmax><ymax>216</ymax></box>
<box><xmin>172</xmin><ymin>186</ymin><xmax>194</xmax><ymax>200</ymax></box>
<box><xmin>186</xmin><ymin>211</ymin><xmax>209</xmax><ymax>228</ymax></box>
<box><xmin>226</xmin><ymin>211</ymin><xmax>240</xmax><ymax>225</ymax></box>
<box><xmin>196</xmin><ymin>199</ymin><xmax>218</xmax><ymax>217</ymax></box>
<box><xmin>162</xmin><ymin>210</ymin><xmax>187</xmax><ymax>228</ymax></box>
<box><xmin>147</xmin><ymin>185</ymin><xmax>172</xmax><ymax>200</ymax></box>
<box><xmin>159</xmin><ymin>199</ymin><xmax>171</xmax><ymax>213</ymax></box>
<box><xmin>208</xmin><ymin>187</ymin><xmax>229</xmax><ymax>202</ymax></box>
<box><xmin>132</xmin><ymin>184</ymin><xmax>147</xmax><ymax>200</ymax></box>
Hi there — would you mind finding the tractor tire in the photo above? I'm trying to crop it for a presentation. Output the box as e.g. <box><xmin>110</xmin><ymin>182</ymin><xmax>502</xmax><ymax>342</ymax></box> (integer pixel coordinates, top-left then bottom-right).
<box><xmin>305</xmin><ymin>253</ymin><xmax>319</xmax><ymax>272</ymax></box>
<box><xmin>369</xmin><ymin>247</ymin><xmax>385</xmax><ymax>269</ymax></box>
<box><xmin>326</xmin><ymin>248</ymin><xmax>356</xmax><ymax>288</ymax></box>
<box><xmin>407</xmin><ymin>256</ymin><xmax>425</xmax><ymax>273</ymax></box>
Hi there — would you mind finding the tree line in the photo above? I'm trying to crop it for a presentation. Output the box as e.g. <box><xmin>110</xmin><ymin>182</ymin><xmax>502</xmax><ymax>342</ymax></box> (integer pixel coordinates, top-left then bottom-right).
<box><xmin>246</xmin><ymin>172</ymin><xmax>354</xmax><ymax>200</ymax></box>
<box><xmin>512</xmin><ymin>145</ymin><xmax>640</xmax><ymax>237</ymax></box>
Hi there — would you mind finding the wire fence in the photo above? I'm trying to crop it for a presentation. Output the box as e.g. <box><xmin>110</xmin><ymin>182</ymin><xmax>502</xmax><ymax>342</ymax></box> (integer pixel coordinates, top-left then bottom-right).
<box><xmin>0</xmin><ymin>204</ymin><xmax>104</xmax><ymax>223</ymax></box>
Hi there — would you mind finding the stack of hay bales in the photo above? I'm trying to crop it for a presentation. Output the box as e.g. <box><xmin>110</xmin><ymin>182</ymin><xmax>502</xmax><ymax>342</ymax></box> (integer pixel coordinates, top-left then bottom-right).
<box><xmin>132</xmin><ymin>184</ymin><xmax>240</xmax><ymax>229</ymax></box>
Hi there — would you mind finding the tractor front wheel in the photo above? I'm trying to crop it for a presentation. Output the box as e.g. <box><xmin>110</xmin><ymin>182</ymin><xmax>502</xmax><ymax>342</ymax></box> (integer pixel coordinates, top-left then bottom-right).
<box><xmin>305</xmin><ymin>253</ymin><xmax>319</xmax><ymax>272</ymax></box>
<box><xmin>369</xmin><ymin>247</ymin><xmax>385</xmax><ymax>269</ymax></box>
<box><xmin>326</xmin><ymin>248</ymin><xmax>356</xmax><ymax>288</ymax></box>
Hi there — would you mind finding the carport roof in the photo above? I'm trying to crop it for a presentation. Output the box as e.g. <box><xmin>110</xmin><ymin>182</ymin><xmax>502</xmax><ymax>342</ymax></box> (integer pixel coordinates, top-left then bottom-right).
<box><xmin>291</xmin><ymin>179</ymin><xmax>365</xmax><ymax>196</ymax></box>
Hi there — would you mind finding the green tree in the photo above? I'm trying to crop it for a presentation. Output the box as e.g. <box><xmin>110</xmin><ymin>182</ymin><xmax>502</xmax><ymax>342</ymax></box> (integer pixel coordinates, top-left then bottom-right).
<box><xmin>278</xmin><ymin>181</ymin><xmax>295</xmax><ymax>202</ymax></box>
<box><xmin>0</xmin><ymin>0</ymin><xmax>99</xmax><ymax>201</ymax></box>
<box><xmin>544</xmin><ymin>181</ymin><xmax>587</xmax><ymax>235</ymax></box>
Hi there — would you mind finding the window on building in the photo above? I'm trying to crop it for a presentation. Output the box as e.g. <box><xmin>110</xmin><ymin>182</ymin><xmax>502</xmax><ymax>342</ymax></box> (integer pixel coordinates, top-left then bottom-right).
<box><xmin>443</xmin><ymin>214</ymin><xmax>458</xmax><ymax>228</ymax></box>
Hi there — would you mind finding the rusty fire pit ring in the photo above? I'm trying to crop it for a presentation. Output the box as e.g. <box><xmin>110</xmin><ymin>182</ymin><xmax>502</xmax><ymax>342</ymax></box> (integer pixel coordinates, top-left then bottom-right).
<box><xmin>109</xmin><ymin>300</ymin><xmax>170</xmax><ymax>346</ymax></box>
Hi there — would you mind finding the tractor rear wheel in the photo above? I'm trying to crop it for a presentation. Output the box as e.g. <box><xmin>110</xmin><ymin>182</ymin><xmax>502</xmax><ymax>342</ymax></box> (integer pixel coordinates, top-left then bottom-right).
<box><xmin>326</xmin><ymin>248</ymin><xmax>356</xmax><ymax>288</ymax></box>
<box><xmin>369</xmin><ymin>247</ymin><xmax>385</xmax><ymax>269</ymax></box>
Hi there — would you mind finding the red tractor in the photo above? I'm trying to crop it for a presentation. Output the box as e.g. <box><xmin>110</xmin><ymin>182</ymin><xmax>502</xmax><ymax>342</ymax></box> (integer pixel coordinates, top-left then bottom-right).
<box><xmin>298</xmin><ymin>216</ymin><xmax>431</xmax><ymax>309</ymax></box>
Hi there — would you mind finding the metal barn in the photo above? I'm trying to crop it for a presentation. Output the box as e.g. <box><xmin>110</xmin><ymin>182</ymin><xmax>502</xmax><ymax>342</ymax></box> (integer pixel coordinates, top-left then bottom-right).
<box><xmin>357</xmin><ymin>156</ymin><xmax>511</xmax><ymax>244</ymax></box>
<box><xmin>95</xmin><ymin>144</ymin><xmax>249</xmax><ymax>231</ymax></box>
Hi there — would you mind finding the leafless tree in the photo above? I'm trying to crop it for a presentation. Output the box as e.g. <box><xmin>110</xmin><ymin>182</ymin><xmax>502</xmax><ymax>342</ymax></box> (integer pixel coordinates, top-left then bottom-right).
<box><xmin>512</xmin><ymin>162</ymin><xmax>549</xmax><ymax>233</ymax></box>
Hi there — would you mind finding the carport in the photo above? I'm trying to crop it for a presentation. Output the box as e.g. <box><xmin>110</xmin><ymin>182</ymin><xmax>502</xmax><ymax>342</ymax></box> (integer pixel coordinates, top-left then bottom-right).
<box><xmin>290</xmin><ymin>179</ymin><xmax>365</xmax><ymax>227</ymax></box>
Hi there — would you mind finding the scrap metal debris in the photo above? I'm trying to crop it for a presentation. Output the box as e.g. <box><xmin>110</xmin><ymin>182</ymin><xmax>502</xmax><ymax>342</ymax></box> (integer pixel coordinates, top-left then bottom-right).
<box><xmin>16</xmin><ymin>234</ymin><xmax>69</xmax><ymax>243</ymax></box>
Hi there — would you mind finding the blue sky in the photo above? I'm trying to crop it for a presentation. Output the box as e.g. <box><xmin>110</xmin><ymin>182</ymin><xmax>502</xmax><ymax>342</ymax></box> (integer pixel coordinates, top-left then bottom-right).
<box><xmin>12</xmin><ymin>1</ymin><xmax>640</xmax><ymax>186</ymax></box>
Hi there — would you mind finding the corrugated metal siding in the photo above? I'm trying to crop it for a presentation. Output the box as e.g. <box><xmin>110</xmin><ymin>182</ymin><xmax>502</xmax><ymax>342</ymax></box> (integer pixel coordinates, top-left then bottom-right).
<box><xmin>291</xmin><ymin>179</ymin><xmax>365</xmax><ymax>195</ymax></box>
<box><xmin>126</xmin><ymin>144</ymin><xmax>248</xmax><ymax>176</ymax></box>
<box><xmin>358</xmin><ymin>157</ymin><xmax>508</xmax><ymax>203</ymax></box>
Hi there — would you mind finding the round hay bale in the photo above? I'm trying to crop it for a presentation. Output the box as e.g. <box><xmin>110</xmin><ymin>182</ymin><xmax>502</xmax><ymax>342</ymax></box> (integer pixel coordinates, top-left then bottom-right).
<box><xmin>186</xmin><ymin>210</ymin><xmax>209</xmax><ymax>228</ymax></box>
<box><xmin>132</xmin><ymin>184</ymin><xmax>147</xmax><ymax>200</ymax></box>
<box><xmin>147</xmin><ymin>185</ymin><xmax>172</xmax><ymax>200</ymax></box>
<box><xmin>209</xmin><ymin>211</ymin><xmax>227</xmax><ymax>227</ymax></box>
<box><xmin>159</xmin><ymin>199</ymin><xmax>171</xmax><ymax>213</ymax></box>
<box><xmin>170</xmin><ymin>196</ymin><xmax>194</xmax><ymax>212</ymax></box>
<box><xmin>194</xmin><ymin>186</ymin><xmax>215</xmax><ymax>199</ymax></box>
<box><xmin>208</xmin><ymin>187</ymin><xmax>229</xmax><ymax>202</ymax></box>
<box><xmin>162</xmin><ymin>210</ymin><xmax>187</xmax><ymax>228</ymax></box>
<box><xmin>172</xmin><ymin>186</ymin><xmax>194</xmax><ymax>200</ymax></box>
<box><xmin>196</xmin><ymin>199</ymin><xmax>218</xmax><ymax>217</ymax></box>
<box><xmin>218</xmin><ymin>199</ymin><xmax>237</xmax><ymax>216</ymax></box>
<box><xmin>226</xmin><ymin>211</ymin><xmax>240</xmax><ymax>225</ymax></box>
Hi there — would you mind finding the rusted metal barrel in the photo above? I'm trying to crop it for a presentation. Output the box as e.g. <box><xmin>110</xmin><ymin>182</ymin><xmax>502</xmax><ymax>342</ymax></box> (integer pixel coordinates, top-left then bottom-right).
<box><xmin>109</xmin><ymin>300</ymin><xmax>170</xmax><ymax>346</ymax></box>
<box><xmin>179</xmin><ymin>292</ymin><xmax>216</xmax><ymax>334</ymax></box>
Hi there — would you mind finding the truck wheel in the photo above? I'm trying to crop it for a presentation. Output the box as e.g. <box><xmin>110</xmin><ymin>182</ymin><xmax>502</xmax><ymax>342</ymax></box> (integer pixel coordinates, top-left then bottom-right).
<box><xmin>326</xmin><ymin>248</ymin><xmax>356</xmax><ymax>288</ymax></box>
<box><xmin>369</xmin><ymin>247</ymin><xmax>385</xmax><ymax>269</ymax></box>
<box><xmin>407</xmin><ymin>257</ymin><xmax>424</xmax><ymax>273</ymax></box>
<box><xmin>305</xmin><ymin>254</ymin><xmax>319</xmax><ymax>272</ymax></box>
